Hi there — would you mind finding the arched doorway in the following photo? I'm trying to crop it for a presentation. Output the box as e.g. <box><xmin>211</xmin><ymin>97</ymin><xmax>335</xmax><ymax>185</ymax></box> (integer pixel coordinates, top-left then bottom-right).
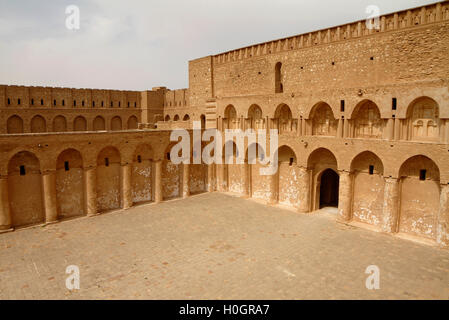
<box><xmin>8</xmin><ymin>151</ymin><xmax>44</xmax><ymax>227</ymax></box>
<box><xmin>56</xmin><ymin>149</ymin><xmax>84</xmax><ymax>219</ymax></box>
<box><xmin>132</xmin><ymin>144</ymin><xmax>153</xmax><ymax>204</ymax></box>
<box><xmin>96</xmin><ymin>147</ymin><xmax>121</xmax><ymax>212</ymax></box>
<box><xmin>319</xmin><ymin>169</ymin><xmax>339</xmax><ymax>208</ymax></box>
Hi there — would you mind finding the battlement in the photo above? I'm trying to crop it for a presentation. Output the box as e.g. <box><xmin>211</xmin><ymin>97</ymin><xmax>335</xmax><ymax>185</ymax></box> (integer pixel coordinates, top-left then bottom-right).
<box><xmin>212</xmin><ymin>1</ymin><xmax>449</xmax><ymax>65</ymax></box>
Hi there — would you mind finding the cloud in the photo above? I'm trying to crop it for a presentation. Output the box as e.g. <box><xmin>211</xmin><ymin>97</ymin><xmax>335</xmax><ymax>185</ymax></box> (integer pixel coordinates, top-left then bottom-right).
<box><xmin>0</xmin><ymin>0</ymin><xmax>441</xmax><ymax>90</ymax></box>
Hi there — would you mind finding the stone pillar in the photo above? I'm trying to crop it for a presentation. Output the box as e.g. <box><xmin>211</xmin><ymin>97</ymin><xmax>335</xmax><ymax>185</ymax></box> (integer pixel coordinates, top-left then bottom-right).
<box><xmin>0</xmin><ymin>176</ymin><xmax>11</xmax><ymax>230</ymax></box>
<box><xmin>42</xmin><ymin>171</ymin><xmax>58</xmax><ymax>224</ymax></box>
<box><xmin>381</xmin><ymin>177</ymin><xmax>400</xmax><ymax>233</ymax></box>
<box><xmin>394</xmin><ymin>118</ymin><xmax>401</xmax><ymax>141</ymax></box>
<box><xmin>387</xmin><ymin>118</ymin><xmax>394</xmax><ymax>140</ymax></box>
<box><xmin>297</xmin><ymin>167</ymin><xmax>310</xmax><ymax>213</ymax></box>
<box><xmin>343</xmin><ymin>119</ymin><xmax>349</xmax><ymax>138</ymax></box>
<box><xmin>337</xmin><ymin>118</ymin><xmax>343</xmax><ymax>138</ymax></box>
<box><xmin>444</xmin><ymin>119</ymin><xmax>449</xmax><ymax>144</ymax></box>
<box><xmin>84</xmin><ymin>167</ymin><xmax>97</xmax><ymax>216</ymax></box>
<box><xmin>154</xmin><ymin>160</ymin><xmax>163</xmax><ymax>203</ymax></box>
<box><xmin>182</xmin><ymin>163</ymin><xmax>190</xmax><ymax>198</ymax></box>
<box><xmin>268</xmin><ymin>169</ymin><xmax>278</xmax><ymax>204</ymax></box>
<box><xmin>207</xmin><ymin>164</ymin><xmax>214</xmax><ymax>192</ymax></box>
<box><xmin>437</xmin><ymin>184</ymin><xmax>449</xmax><ymax>247</ymax></box>
<box><xmin>436</xmin><ymin>3</ymin><xmax>442</xmax><ymax>21</ymax></box>
<box><xmin>121</xmin><ymin>164</ymin><xmax>132</xmax><ymax>209</ymax></box>
<box><xmin>242</xmin><ymin>162</ymin><xmax>250</xmax><ymax>198</ymax></box>
<box><xmin>337</xmin><ymin>171</ymin><xmax>352</xmax><ymax>222</ymax></box>
<box><xmin>301</xmin><ymin>118</ymin><xmax>306</xmax><ymax>136</ymax></box>
<box><xmin>216</xmin><ymin>164</ymin><xmax>226</xmax><ymax>192</ymax></box>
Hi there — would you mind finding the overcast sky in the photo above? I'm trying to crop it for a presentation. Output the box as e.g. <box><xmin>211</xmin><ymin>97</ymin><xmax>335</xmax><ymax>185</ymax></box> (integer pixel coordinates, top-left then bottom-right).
<box><xmin>0</xmin><ymin>0</ymin><xmax>441</xmax><ymax>91</ymax></box>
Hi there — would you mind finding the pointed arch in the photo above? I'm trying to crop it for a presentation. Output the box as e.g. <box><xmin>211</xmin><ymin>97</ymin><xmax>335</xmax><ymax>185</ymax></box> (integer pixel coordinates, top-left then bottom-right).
<box><xmin>7</xmin><ymin>115</ymin><xmax>23</xmax><ymax>134</ymax></box>
<box><xmin>52</xmin><ymin>115</ymin><xmax>67</xmax><ymax>132</ymax></box>
<box><xmin>56</xmin><ymin>149</ymin><xmax>84</xmax><ymax>219</ymax></box>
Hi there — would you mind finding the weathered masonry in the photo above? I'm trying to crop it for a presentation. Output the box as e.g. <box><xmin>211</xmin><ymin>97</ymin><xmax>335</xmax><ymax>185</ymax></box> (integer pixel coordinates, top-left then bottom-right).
<box><xmin>1</xmin><ymin>2</ymin><xmax>449</xmax><ymax>248</ymax></box>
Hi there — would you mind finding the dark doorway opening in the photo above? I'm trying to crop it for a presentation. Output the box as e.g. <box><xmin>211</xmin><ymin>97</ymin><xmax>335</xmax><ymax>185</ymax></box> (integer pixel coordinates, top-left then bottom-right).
<box><xmin>319</xmin><ymin>169</ymin><xmax>339</xmax><ymax>208</ymax></box>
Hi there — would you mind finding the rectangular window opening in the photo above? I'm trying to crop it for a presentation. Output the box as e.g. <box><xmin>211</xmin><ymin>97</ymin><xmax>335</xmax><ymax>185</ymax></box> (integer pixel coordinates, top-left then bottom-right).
<box><xmin>7</xmin><ymin>98</ymin><xmax>10</xmax><ymax>105</ymax></box>
<box><xmin>18</xmin><ymin>99</ymin><xmax>21</xmax><ymax>105</ymax></box>
<box><xmin>137</xmin><ymin>155</ymin><xmax>142</xmax><ymax>163</ymax></box>
<box><xmin>167</xmin><ymin>153</ymin><xmax>170</xmax><ymax>161</ymax></box>
<box><xmin>73</xmin><ymin>100</ymin><xmax>76</xmax><ymax>107</ymax></box>
<box><xmin>340</xmin><ymin>100</ymin><xmax>345</xmax><ymax>112</ymax></box>
<box><xmin>62</xmin><ymin>100</ymin><xmax>65</xmax><ymax>106</ymax></box>
<box><xmin>64</xmin><ymin>161</ymin><xmax>69</xmax><ymax>171</ymax></box>
<box><xmin>419</xmin><ymin>169</ymin><xmax>427</xmax><ymax>181</ymax></box>
<box><xmin>31</xmin><ymin>99</ymin><xmax>34</xmax><ymax>105</ymax></box>
<box><xmin>105</xmin><ymin>158</ymin><xmax>109</xmax><ymax>167</ymax></box>
<box><xmin>41</xmin><ymin>99</ymin><xmax>44</xmax><ymax>106</ymax></box>
<box><xmin>19</xmin><ymin>165</ymin><xmax>25</xmax><ymax>176</ymax></box>
<box><xmin>289</xmin><ymin>158</ymin><xmax>294</xmax><ymax>166</ymax></box>
<box><xmin>392</xmin><ymin>98</ymin><xmax>397</xmax><ymax>110</ymax></box>
<box><xmin>369</xmin><ymin>165</ymin><xmax>374</xmax><ymax>175</ymax></box>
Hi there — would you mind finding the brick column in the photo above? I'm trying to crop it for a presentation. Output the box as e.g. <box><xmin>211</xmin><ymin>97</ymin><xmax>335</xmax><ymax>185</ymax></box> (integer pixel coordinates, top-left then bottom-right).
<box><xmin>121</xmin><ymin>164</ymin><xmax>132</xmax><ymax>209</ymax></box>
<box><xmin>182</xmin><ymin>163</ymin><xmax>190</xmax><ymax>198</ymax></box>
<box><xmin>207</xmin><ymin>164</ymin><xmax>215</xmax><ymax>192</ymax></box>
<box><xmin>0</xmin><ymin>176</ymin><xmax>11</xmax><ymax>230</ymax></box>
<box><xmin>268</xmin><ymin>169</ymin><xmax>278</xmax><ymax>204</ymax></box>
<box><xmin>297</xmin><ymin>167</ymin><xmax>310</xmax><ymax>213</ymax></box>
<box><xmin>381</xmin><ymin>177</ymin><xmax>400</xmax><ymax>233</ymax></box>
<box><xmin>337</xmin><ymin>171</ymin><xmax>352</xmax><ymax>222</ymax></box>
<box><xmin>437</xmin><ymin>184</ymin><xmax>449</xmax><ymax>247</ymax></box>
<box><xmin>394</xmin><ymin>118</ymin><xmax>401</xmax><ymax>140</ymax></box>
<box><xmin>242</xmin><ymin>162</ymin><xmax>250</xmax><ymax>198</ymax></box>
<box><xmin>154</xmin><ymin>160</ymin><xmax>163</xmax><ymax>203</ymax></box>
<box><xmin>337</xmin><ymin>118</ymin><xmax>343</xmax><ymax>138</ymax></box>
<box><xmin>387</xmin><ymin>118</ymin><xmax>394</xmax><ymax>140</ymax></box>
<box><xmin>84</xmin><ymin>167</ymin><xmax>97</xmax><ymax>216</ymax></box>
<box><xmin>42</xmin><ymin>170</ymin><xmax>58</xmax><ymax>224</ymax></box>
<box><xmin>343</xmin><ymin>119</ymin><xmax>349</xmax><ymax>138</ymax></box>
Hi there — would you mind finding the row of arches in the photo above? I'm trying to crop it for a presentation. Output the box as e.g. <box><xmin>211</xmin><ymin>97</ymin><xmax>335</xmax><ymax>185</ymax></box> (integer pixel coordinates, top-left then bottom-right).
<box><xmin>6</xmin><ymin>115</ymin><xmax>139</xmax><ymax>134</ymax></box>
<box><xmin>223</xmin><ymin>96</ymin><xmax>443</xmax><ymax>142</ymax></box>
<box><xmin>5</xmin><ymin>143</ymin><xmax>209</xmax><ymax>229</ymax></box>
<box><xmin>218</xmin><ymin>142</ymin><xmax>443</xmax><ymax>241</ymax></box>
<box><xmin>164</xmin><ymin>114</ymin><xmax>207</xmax><ymax>129</ymax></box>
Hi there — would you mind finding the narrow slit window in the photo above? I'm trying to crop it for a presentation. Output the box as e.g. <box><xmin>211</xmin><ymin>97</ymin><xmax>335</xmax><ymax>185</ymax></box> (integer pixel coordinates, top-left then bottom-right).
<box><xmin>31</xmin><ymin>99</ymin><xmax>34</xmax><ymax>105</ymax></box>
<box><xmin>369</xmin><ymin>165</ymin><xmax>374</xmax><ymax>175</ymax></box>
<box><xmin>19</xmin><ymin>165</ymin><xmax>25</xmax><ymax>176</ymax></box>
<box><xmin>419</xmin><ymin>169</ymin><xmax>427</xmax><ymax>181</ymax></box>
<box><xmin>73</xmin><ymin>100</ymin><xmax>76</xmax><ymax>107</ymax></box>
<box><xmin>119</xmin><ymin>102</ymin><xmax>121</xmax><ymax>107</ymax></box>
<box><xmin>53</xmin><ymin>99</ymin><xmax>56</xmax><ymax>106</ymax></box>
<box><xmin>7</xmin><ymin>98</ymin><xmax>10</xmax><ymax>105</ymax></box>
<box><xmin>340</xmin><ymin>100</ymin><xmax>345</xmax><ymax>112</ymax></box>
<box><xmin>392</xmin><ymin>98</ymin><xmax>397</xmax><ymax>110</ymax></box>
<box><xmin>82</xmin><ymin>100</ymin><xmax>85</xmax><ymax>107</ymax></box>
<box><xmin>167</xmin><ymin>152</ymin><xmax>170</xmax><ymax>161</ymax></box>
<box><xmin>18</xmin><ymin>99</ymin><xmax>21</xmax><ymax>105</ymax></box>
<box><xmin>127</xmin><ymin>102</ymin><xmax>130</xmax><ymax>108</ymax></box>
<box><xmin>64</xmin><ymin>161</ymin><xmax>69</xmax><ymax>171</ymax></box>
<box><xmin>105</xmin><ymin>158</ymin><xmax>109</xmax><ymax>167</ymax></box>
<box><xmin>111</xmin><ymin>102</ymin><xmax>113</xmax><ymax>107</ymax></box>
<box><xmin>289</xmin><ymin>158</ymin><xmax>294</xmax><ymax>166</ymax></box>
<box><xmin>62</xmin><ymin>100</ymin><xmax>65</xmax><ymax>106</ymax></box>
<box><xmin>41</xmin><ymin>99</ymin><xmax>44</xmax><ymax>106</ymax></box>
<box><xmin>137</xmin><ymin>155</ymin><xmax>142</xmax><ymax>163</ymax></box>
<box><xmin>93</xmin><ymin>101</ymin><xmax>95</xmax><ymax>107</ymax></box>
<box><xmin>134</xmin><ymin>102</ymin><xmax>137</xmax><ymax>107</ymax></box>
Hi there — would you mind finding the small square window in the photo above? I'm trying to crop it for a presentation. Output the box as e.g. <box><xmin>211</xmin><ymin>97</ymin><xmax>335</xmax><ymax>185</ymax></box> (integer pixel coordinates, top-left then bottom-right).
<box><xmin>419</xmin><ymin>170</ymin><xmax>427</xmax><ymax>181</ymax></box>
